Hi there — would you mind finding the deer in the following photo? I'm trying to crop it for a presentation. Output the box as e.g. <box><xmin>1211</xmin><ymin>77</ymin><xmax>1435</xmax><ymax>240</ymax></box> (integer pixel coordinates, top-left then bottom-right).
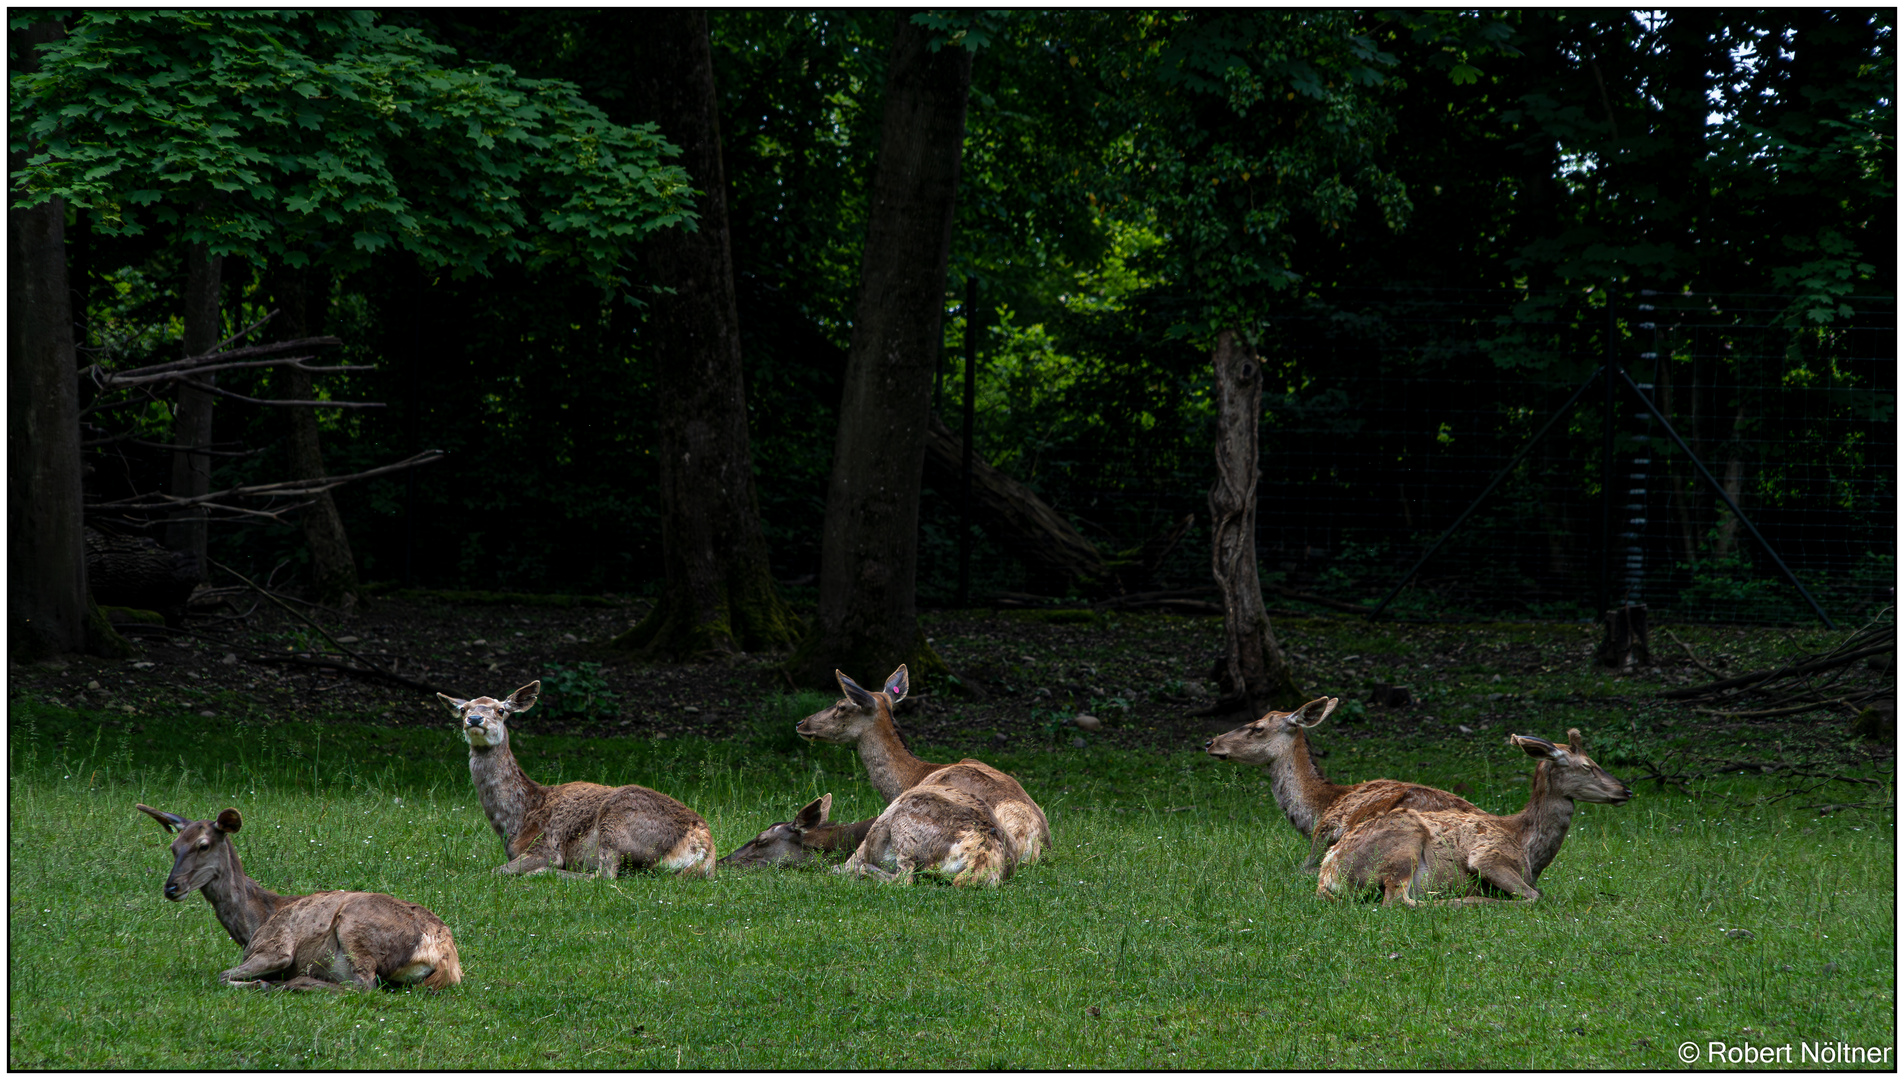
<box><xmin>136</xmin><ymin>804</ymin><xmax>462</xmax><ymax>992</ymax></box>
<box><xmin>1315</xmin><ymin>728</ymin><xmax>1633</xmax><ymax>907</ymax></box>
<box><xmin>839</xmin><ymin>781</ymin><xmax>1017</xmax><ymax>887</ymax></box>
<box><xmin>795</xmin><ymin>665</ymin><xmax>1051</xmax><ymax>865</ymax></box>
<box><xmin>1204</xmin><ymin>696</ymin><xmax>1479</xmax><ymax>870</ymax></box>
<box><xmin>439</xmin><ymin>680</ymin><xmax>716</xmax><ymax>878</ymax></box>
<box><xmin>718</xmin><ymin>793</ymin><xmax>876</xmax><ymax>869</ymax></box>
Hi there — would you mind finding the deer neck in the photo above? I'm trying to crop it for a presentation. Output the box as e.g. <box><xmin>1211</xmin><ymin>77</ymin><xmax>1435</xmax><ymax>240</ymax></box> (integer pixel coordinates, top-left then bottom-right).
<box><xmin>855</xmin><ymin>711</ymin><xmax>939</xmax><ymax>802</ymax></box>
<box><xmin>1507</xmin><ymin>761</ymin><xmax>1577</xmax><ymax>884</ymax></box>
<box><xmin>203</xmin><ymin>846</ymin><xmax>292</xmax><ymax>949</ymax></box>
<box><xmin>813</xmin><ymin>818</ymin><xmax>876</xmax><ymax>854</ymax></box>
<box><xmin>468</xmin><ymin>734</ymin><xmax>546</xmax><ymax>847</ymax></box>
<box><xmin>1269</xmin><ymin>726</ymin><xmax>1348</xmax><ymax>837</ymax></box>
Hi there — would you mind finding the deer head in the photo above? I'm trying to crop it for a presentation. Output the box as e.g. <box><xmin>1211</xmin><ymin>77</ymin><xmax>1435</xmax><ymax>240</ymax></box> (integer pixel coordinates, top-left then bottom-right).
<box><xmin>794</xmin><ymin>667</ymin><xmax>907</xmax><ymax>744</ymax></box>
<box><xmin>1510</xmin><ymin>729</ymin><xmax>1634</xmax><ymax>805</ymax></box>
<box><xmin>1204</xmin><ymin>696</ymin><xmax>1338</xmax><ymax>765</ymax></box>
<box><xmin>719</xmin><ymin>794</ymin><xmax>836</xmax><ymax>868</ymax></box>
<box><xmin>439</xmin><ymin>680</ymin><xmax>540</xmax><ymax>749</ymax></box>
<box><xmin>138</xmin><ymin>804</ymin><xmax>243</xmax><ymax>901</ymax></box>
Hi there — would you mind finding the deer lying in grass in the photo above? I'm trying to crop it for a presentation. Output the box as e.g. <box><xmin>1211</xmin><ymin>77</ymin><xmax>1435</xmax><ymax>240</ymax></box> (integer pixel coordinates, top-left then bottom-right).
<box><xmin>719</xmin><ymin>794</ymin><xmax>875</xmax><ymax>869</ymax></box>
<box><xmin>137</xmin><ymin>804</ymin><xmax>462</xmax><ymax>991</ymax></box>
<box><xmin>1205</xmin><ymin>696</ymin><xmax>1479</xmax><ymax>870</ymax></box>
<box><xmin>439</xmin><ymin>680</ymin><xmax>716</xmax><ymax>878</ymax></box>
<box><xmin>1316</xmin><ymin>729</ymin><xmax>1633</xmax><ymax>906</ymax></box>
<box><xmin>840</xmin><ymin>781</ymin><xmax>1017</xmax><ymax>887</ymax></box>
<box><xmin>795</xmin><ymin>665</ymin><xmax>1051</xmax><ymax>864</ymax></box>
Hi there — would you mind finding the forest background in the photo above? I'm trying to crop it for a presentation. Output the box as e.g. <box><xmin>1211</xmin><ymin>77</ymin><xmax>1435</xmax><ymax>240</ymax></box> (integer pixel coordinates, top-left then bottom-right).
<box><xmin>9</xmin><ymin>9</ymin><xmax>1894</xmax><ymax>687</ymax></box>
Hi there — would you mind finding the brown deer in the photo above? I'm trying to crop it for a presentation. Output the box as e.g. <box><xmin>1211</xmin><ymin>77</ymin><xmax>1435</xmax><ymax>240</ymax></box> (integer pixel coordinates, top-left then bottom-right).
<box><xmin>136</xmin><ymin>804</ymin><xmax>462</xmax><ymax>991</ymax></box>
<box><xmin>718</xmin><ymin>793</ymin><xmax>876</xmax><ymax>869</ymax></box>
<box><xmin>1316</xmin><ymin>729</ymin><xmax>1633</xmax><ymax>906</ymax></box>
<box><xmin>1205</xmin><ymin>696</ymin><xmax>1478</xmax><ymax>870</ymax></box>
<box><xmin>795</xmin><ymin>665</ymin><xmax>1051</xmax><ymax>864</ymax></box>
<box><xmin>840</xmin><ymin>781</ymin><xmax>1016</xmax><ymax>887</ymax></box>
<box><xmin>439</xmin><ymin>680</ymin><xmax>716</xmax><ymax>878</ymax></box>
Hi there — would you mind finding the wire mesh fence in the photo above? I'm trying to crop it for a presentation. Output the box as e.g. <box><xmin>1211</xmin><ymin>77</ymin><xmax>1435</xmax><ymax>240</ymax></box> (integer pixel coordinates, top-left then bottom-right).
<box><xmin>916</xmin><ymin>287</ymin><xmax>1895</xmax><ymax>626</ymax></box>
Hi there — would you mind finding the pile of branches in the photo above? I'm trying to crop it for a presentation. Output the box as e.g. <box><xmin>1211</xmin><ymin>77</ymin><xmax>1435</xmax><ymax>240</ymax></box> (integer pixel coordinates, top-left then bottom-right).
<box><xmin>1660</xmin><ymin>616</ymin><xmax>1894</xmax><ymax>720</ymax></box>
<box><xmin>1626</xmin><ymin>749</ymin><xmax>1891</xmax><ymax>815</ymax></box>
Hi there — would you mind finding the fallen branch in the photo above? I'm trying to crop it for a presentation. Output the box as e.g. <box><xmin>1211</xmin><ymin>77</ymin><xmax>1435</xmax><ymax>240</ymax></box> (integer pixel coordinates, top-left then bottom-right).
<box><xmin>245</xmin><ymin>652</ymin><xmax>455</xmax><ymax>697</ymax></box>
<box><xmin>1660</xmin><ymin>641</ymin><xmax>1895</xmax><ymax>700</ymax></box>
<box><xmin>174</xmin><ymin>373</ymin><xmax>384</xmax><ymax>409</ymax></box>
<box><xmin>83</xmin><ymin>332</ymin><xmax>340</xmax><ymax>383</ymax></box>
<box><xmin>213</xmin><ymin>559</ymin><xmax>435</xmax><ymax>694</ymax></box>
<box><xmin>1691</xmin><ymin>689</ymin><xmax>1890</xmax><ymax>721</ymax></box>
<box><xmin>1663</xmin><ymin>628</ymin><xmax>1723</xmax><ymax>679</ymax></box>
<box><xmin>1266</xmin><ymin>584</ymin><xmax>1376</xmax><ymax>615</ymax></box>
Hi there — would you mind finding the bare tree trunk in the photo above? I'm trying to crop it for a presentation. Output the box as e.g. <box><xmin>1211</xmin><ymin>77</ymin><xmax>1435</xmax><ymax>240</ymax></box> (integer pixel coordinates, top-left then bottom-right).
<box><xmin>1711</xmin><ymin>401</ymin><xmax>1748</xmax><ymax>560</ymax></box>
<box><xmin>784</xmin><ymin>16</ymin><xmax>973</xmax><ymax>687</ymax></box>
<box><xmin>8</xmin><ymin>17</ymin><xmax>128</xmax><ymax>658</ymax></box>
<box><xmin>609</xmin><ymin>9</ymin><xmax>801</xmax><ymax>658</ymax></box>
<box><xmin>163</xmin><ymin>240</ymin><xmax>220</xmax><ymax>579</ymax></box>
<box><xmin>1208</xmin><ymin>329</ymin><xmax>1303</xmax><ymax>716</ymax></box>
<box><xmin>268</xmin><ymin>261</ymin><xmax>358</xmax><ymax>611</ymax></box>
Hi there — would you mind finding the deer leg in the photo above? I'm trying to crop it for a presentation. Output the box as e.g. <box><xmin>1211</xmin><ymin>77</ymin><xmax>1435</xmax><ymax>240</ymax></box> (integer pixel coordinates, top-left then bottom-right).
<box><xmin>220</xmin><ymin>943</ymin><xmax>295</xmax><ymax>986</ymax></box>
<box><xmin>495</xmin><ymin>853</ymin><xmax>554</xmax><ymax>875</ymax></box>
<box><xmin>1475</xmin><ymin>862</ymin><xmax>1541</xmax><ymax>902</ymax></box>
<box><xmin>890</xmin><ymin>856</ymin><xmax>918</xmax><ymax>886</ymax></box>
<box><xmin>274</xmin><ymin>975</ymin><xmax>349</xmax><ymax>993</ymax></box>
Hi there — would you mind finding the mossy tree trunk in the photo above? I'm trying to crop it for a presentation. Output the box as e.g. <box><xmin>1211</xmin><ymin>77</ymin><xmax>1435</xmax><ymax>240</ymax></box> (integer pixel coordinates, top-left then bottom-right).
<box><xmin>608</xmin><ymin>9</ymin><xmax>801</xmax><ymax>659</ymax></box>
<box><xmin>1208</xmin><ymin>329</ymin><xmax>1304</xmax><ymax>716</ymax></box>
<box><xmin>781</xmin><ymin>15</ymin><xmax>971</xmax><ymax>689</ymax></box>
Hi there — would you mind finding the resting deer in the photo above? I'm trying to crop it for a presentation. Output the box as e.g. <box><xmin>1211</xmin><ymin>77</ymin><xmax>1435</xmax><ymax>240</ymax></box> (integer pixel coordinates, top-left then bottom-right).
<box><xmin>840</xmin><ymin>781</ymin><xmax>1016</xmax><ymax>887</ymax></box>
<box><xmin>137</xmin><ymin>804</ymin><xmax>462</xmax><ymax>992</ymax></box>
<box><xmin>795</xmin><ymin>665</ymin><xmax>1051</xmax><ymax>865</ymax></box>
<box><xmin>1316</xmin><ymin>729</ymin><xmax>1633</xmax><ymax>906</ymax></box>
<box><xmin>719</xmin><ymin>794</ymin><xmax>876</xmax><ymax>869</ymax></box>
<box><xmin>1205</xmin><ymin>696</ymin><xmax>1478</xmax><ymax>870</ymax></box>
<box><xmin>439</xmin><ymin>680</ymin><xmax>716</xmax><ymax>878</ymax></box>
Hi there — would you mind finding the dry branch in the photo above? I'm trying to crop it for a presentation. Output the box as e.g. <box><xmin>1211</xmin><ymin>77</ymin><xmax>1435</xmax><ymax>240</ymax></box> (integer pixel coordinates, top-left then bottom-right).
<box><xmin>87</xmin><ymin>450</ymin><xmax>445</xmax><ymax>512</ymax></box>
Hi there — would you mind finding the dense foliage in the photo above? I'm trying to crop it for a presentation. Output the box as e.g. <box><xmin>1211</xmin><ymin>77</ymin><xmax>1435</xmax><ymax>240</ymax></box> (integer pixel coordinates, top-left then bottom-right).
<box><xmin>13</xmin><ymin>9</ymin><xmax>1892</xmax><ymax>621</ymax></box>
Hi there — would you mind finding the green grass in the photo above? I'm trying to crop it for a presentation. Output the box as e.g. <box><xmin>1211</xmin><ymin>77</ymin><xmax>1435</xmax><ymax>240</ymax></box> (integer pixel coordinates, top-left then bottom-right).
<box><xmin>8</xmin><ymin>691</ymin><xmax>1894</xmax><ymax>1069</ymax></box>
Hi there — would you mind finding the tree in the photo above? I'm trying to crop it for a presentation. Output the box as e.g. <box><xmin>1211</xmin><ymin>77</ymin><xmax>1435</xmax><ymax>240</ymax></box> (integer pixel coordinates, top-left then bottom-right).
<box><xmin>783</xmin><ymin>14</ymin><xmax>975</xmax><ymax>686</ymax></box>
<box><xmin>161</xmin><ymin>240</ymin><xmax>220</xmax><ymax>579</ymax></box>
<box><xmin>266</xmin><ymin>258</ymin><xmax>360</xmax><ymax>609</ymax></box>
<box><xmin>1077</xmin><ymin>11</ymin><xmax>1431</xmax><ymax>714</ymax></box>
<box><xmin>10</xmin><ymin>10</ymin><xmax>694</xmax><ymax>606</ymax></box>
<box><xmin>607</xmin><ymin>9</ymin><xmax>801</xmax><ymax>658</ymax></box>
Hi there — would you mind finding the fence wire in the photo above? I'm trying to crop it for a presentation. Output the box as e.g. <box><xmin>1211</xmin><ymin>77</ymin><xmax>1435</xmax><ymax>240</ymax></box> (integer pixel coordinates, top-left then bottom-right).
<box><xmin>916</xmin><ymin>288</ymin><xmax>1895</xmax><ymax>626</ymax></box>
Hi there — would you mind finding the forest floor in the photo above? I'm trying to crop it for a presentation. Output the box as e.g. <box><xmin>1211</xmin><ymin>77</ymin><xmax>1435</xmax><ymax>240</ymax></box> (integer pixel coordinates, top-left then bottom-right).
<box><xmin>9</xmin><ymin>588</ymin><xmax>1892</xmax><ymax>798</ymax></box>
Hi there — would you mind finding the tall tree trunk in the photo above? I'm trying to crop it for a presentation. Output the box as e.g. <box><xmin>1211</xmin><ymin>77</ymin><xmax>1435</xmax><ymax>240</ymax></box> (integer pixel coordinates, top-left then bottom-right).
<box><xmin>783</xmin><ymin>16</ymin><xmax>973</xmax><ymax>687</ymax></box>
<box><xmin>267</xmin><ymin>261</ymin><xmax>358</xmax><ymax>611</ymax></box>
<box><xmin>8</xmin><ymin>17</ymin><xmax>128</xmax><ymax>658</ymax></box>
<box><xmin>609</xmin><ymin>9</ymin><xmax>801</xmax><ymax>658</ymax></box>
<box><xmin>1711</xmin><ymin>401</ymin><xmax>1749</xmax><ymax>560</ymax></box>
<box><xmin>162</xmin><ymin>240</ymin><xmax>221</xmax><ymax>579</ymax></box>
<box><xmin>1208</xmin><ymin>330</ymin><xmax>1303</xmax><ymax>716</ymax></box>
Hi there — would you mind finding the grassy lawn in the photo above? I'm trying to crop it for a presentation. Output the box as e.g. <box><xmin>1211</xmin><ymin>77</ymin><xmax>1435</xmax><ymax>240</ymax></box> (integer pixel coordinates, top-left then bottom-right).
<box><xmin>8</xmin><ymin>643</ymin><xmax>1895</xmax><ymax>1070</ymax></box>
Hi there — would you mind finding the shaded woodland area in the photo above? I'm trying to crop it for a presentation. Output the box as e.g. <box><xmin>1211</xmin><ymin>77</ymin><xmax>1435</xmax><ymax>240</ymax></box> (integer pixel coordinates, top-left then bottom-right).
<box><xmin>10</xmin><ymin>11</ymin><xmax>1894</xmax><ymax>712</ymax></box>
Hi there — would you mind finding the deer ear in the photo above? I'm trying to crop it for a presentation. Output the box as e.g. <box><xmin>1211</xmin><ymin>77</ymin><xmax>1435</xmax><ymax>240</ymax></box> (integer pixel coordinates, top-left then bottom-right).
<box><xmin>1567</xmin><ymin>728</ymin><xmax>1585</xmax><ymax>755</ymax></box>
<box><xmin>1510</xmin><ymin>734</ymin><xmax>1563</xmax><ymax>760</ymax></box>
<box><xmin>1293</xmin><ymin>696</ymin><xmax>1337</xmax><ymax>727</ymax></box>
<box><xmin>213</xmin><ymin>808</ymin><xmax>243</xmax><ymax>834</ymax></box>
<box><xmin>836</xmin><ymin>671</ymin><xmax>877</xmax><ymax>711</ymax></box>
<box><xmin>794</xmin><ymin>793</ymin><xmax>833</xmax><ymax>830</ymax></box>
<box><xmin>507</xmin><ymin>681</ymin><xmax>541</xmax><ymax>713</ymax></box>
<box><xmin>136</xmin><ymin>804</ymin><xmax>187</xmax><ymax>834</ymax></box>
<box><xmin>883</xmin><ymin>665</ymin><xmax>909</xmax><ymax>703</ymax></box>
<box><xmin>436</xmin><ymin>693</ymin><xmax>467</xmax><ymax>715</ymax></box>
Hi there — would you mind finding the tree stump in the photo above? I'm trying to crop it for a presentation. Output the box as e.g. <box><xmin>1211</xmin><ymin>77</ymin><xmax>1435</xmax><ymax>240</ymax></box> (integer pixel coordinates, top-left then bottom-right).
<box><xmin>1597</xmin><ymin>603</ymin><xmax>1652</xmax><ymax>669</ymax></box>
